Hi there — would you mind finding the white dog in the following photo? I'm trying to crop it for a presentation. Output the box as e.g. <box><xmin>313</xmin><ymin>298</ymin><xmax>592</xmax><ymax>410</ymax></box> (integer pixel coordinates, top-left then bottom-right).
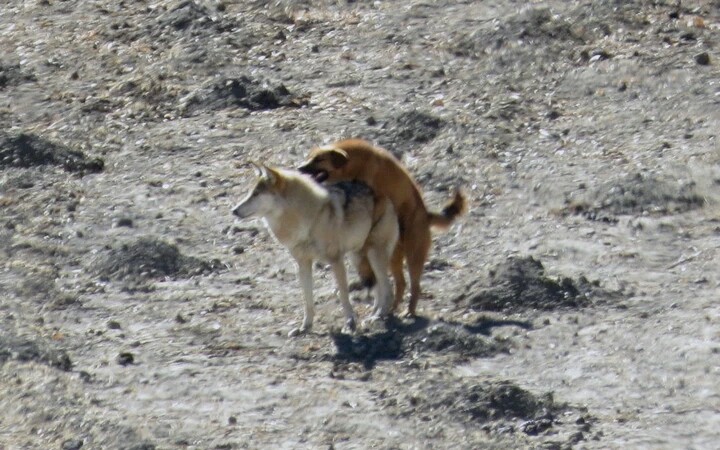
<box><xmin>232</xmin><ymin>164</ymin><xmax>398</xmax><ymax>336</ymax></box>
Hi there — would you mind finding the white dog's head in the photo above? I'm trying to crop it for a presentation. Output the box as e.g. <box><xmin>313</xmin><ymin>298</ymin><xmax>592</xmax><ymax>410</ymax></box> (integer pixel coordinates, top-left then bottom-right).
<box><xmin>232</xmin><ymin>163</ymin><xmax>285</xmax><ymax>219</ymax></box>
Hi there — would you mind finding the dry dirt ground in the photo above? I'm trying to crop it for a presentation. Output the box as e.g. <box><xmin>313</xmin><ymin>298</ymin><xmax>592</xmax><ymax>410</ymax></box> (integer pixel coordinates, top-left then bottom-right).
<box><xmin>1</xmin><ymin>1</ymin><xmax>720</xmax><ymax>449</ymax></box>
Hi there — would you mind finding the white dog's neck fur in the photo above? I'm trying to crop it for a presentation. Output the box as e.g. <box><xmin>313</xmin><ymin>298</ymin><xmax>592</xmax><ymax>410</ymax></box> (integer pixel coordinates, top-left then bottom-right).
<box><xmin>261</xmin><ymin>170</ymin><xmax>328</xmax><ymax>249</ymax></box>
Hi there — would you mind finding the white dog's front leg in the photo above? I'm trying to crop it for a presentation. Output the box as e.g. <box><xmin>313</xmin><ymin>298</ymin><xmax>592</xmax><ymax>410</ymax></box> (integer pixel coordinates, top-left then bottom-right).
<box><xmin>289</xmin><ymin>258</ymin><xmax>314</xmax><ymax>337</ymax></box>
<box><xmin>330</xmin><ymin>259</ymin><xmax>357</xmax><ymax>334</ymax></box>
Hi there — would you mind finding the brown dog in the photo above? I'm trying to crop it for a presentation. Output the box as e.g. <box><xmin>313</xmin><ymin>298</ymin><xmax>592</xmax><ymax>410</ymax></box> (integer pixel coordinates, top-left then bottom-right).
<box><xmin>298</xmin><ymin>139</ymin><xmax>467</xmax><ymax>316</ymax></box>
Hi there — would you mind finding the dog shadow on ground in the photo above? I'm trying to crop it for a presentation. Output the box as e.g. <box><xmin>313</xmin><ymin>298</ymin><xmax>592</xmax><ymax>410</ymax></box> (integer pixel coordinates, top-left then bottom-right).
<box><xmin>330</xmin><ymin>315</ymin><xmax>532</xmax><ymax>370</ymax></box>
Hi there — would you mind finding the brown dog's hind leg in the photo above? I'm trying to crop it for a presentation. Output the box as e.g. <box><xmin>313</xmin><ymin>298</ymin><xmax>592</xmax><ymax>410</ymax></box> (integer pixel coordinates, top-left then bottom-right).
<box><xmin>390</xmin><ymin>243</ymin><xmax>405</xmax><ymax>312</ymax></box>
<box><xmin>349</xmin><ymin>254</ymin><xmax>376</xmax><ymax>291</ymax></box>
<box><xmin>405</xmin><ymin>229</ymin><xmax>431</xmax><ymax>317</ymax></box>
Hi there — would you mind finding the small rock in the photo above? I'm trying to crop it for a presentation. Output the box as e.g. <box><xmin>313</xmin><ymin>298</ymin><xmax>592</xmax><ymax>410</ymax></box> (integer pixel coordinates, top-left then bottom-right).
<box><xmin>117</xmin><ymin>352</ymin><xmax>135</xmax><ymax>366</ymax></box>
<box><xmin>589</xmin><ymin>49</ymin><xmax>611</xmax><ymax>62</ymax></box>
<box><xmin>127</xmin><ymin>444</ymin><xmax>155</xmax><ymax>450</ymax></box>
<box><xmin>695</xmin><ymin>52</ymin><xmax>710</xmax><ymax>66</ymax></box>
<box><xmin>520</xmin><ymin>418</ymin><xmax>552</xmax><ymax>435</ymax></box>
<box><xmin>569</xmin><ymin>431</ymin><xmax>585</xmax><ymax>443</ymax></box>
<box><xmin>115</xmin><ymin>218</ymin><xmax>134</xmax><ymax>228</ymax></box>
<box><xmin>107</xmin><ymin>320</ymin><xmax>122</xmax><ymax>330</ymax></box>
<box><xmin>228</xmin><ymin>416</ymin><xmax>237</xmax><ymax>425</ymax></box>
<box><xmin>62</xmin><ymin>439</ymin><xmax>83</xmax><ymax>450</ymax></box>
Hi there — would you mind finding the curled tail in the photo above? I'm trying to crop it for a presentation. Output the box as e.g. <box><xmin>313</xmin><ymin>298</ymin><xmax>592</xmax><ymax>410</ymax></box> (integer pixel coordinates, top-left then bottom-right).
<box><xmin>428</xmin><ymin>189</ymin><xmax>468</xmax><ymax>230</ymax></box>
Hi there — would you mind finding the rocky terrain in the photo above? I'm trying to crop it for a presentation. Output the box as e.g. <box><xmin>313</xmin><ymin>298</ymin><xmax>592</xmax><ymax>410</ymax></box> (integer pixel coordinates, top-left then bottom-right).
<box><xmin>1</xmin><ymin>0</ymin><xmax>719</xmax><ymax>449</ymax></box>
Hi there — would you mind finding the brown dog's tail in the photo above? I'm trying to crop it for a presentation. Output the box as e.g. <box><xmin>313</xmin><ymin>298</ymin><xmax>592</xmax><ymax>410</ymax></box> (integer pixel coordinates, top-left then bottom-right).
<box><xmin>428</xmin><ymin>189</ymin><xmax>468</xmax><ymax>230</ymax></box>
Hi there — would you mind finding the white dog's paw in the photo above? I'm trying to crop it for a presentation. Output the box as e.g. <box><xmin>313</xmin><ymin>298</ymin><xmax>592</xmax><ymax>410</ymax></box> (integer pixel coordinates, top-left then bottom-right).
<box><xmin>288</xmin><ymin>326</ymin><xmax>310</xmax><ymax>338</ymax></box>
<box><xmin>341</xmin><ymin>317</ymin><xmax>357</xmax><ymax>335</ymax></box>
<box><xmin>362</xmin><ymin>314</ymin><xmax>387</xmax><ymax>332</ymax></box>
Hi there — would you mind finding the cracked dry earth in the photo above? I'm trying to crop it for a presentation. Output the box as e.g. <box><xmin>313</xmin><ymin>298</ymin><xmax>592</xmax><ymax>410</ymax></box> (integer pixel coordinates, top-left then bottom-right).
<box><xmin>1</xmin><ymin>1</ymin><xmax>720</xmax><ymax>449</ymax></box>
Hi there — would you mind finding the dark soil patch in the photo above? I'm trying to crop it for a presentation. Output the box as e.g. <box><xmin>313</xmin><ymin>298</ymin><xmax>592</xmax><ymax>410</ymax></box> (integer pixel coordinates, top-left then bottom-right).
<box><xmin>0</xmin><ymin>132</ymin><xmax>104</xmax><ymax>174</ymax></box>
<box><xmin>183</xmin><ymin>76</ymin><xmax>309</xmax><ymax>115</ymax></box>
<box><xmin>379</xmin><ymin>110</ymin><xmax>445</xmax><ymax>157</ymax></box>
<box><xmin>107</xmin><ymin>0</ymin><xmax>238</xmax><ymax>44</ymax></box>
<box><xmin>448</xmin><ymin>3</ymin><xmax>649</xmax><ymax>60</ymax></box>
<box><xmin>330</xmin><ymin>318</ymin><xmax>510</xmax><ymax>368</ymax></box>
<box><xmin>406</xmin><ymin>321</ymin><xmax>510</xmax><ymax>358</ymax></box>
<box><xmin>330</xmin><ymin>328</ymin><xmax>404</xmax><ymax>369</ymax></box>
<box><xmin>0</xmin><ymin>333</ymin><xmax>73</xmax><ymax>371</ymax></box>
<box><xmin>379</xmin><ymin>377</ymin><xmax>567</xmax><ymax>433</ymax></box>
<box><xmin>96</xmin><ymin>237</ymin><xmax>221</xmax><ymax>281</ymax></box>
<box><xmin>454</xmin><ymin>256</ymin><xmax>595</xmax><ymax>312</ymax></box>
<box><xmin>155</xmin><ymin>0</ymin><xmax>231</xmax><ymax>34</ymax></box>
<box><xmin>430</xmin><ymin>380</ymin><xmax>558</xmax><ymax>423</ymax></box>
<box><xmin>0</xmin><ymin>63</ymin><xmax>36</xmax><ymax>89</ymax></box>
<box><xmin>566</xmin><ymin>172</ymin><xmax>706</xmax><ymax>220</ymax></box>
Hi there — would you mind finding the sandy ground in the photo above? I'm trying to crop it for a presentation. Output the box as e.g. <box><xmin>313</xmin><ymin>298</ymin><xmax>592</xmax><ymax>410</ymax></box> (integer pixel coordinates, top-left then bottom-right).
<box><xmin>1</xmin><ymin>1</ymin><xmax>719</xmax><ymax>449</ymax></box>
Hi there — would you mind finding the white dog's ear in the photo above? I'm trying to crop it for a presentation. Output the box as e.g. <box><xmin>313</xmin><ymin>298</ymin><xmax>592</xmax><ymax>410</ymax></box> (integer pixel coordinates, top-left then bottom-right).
<box><xmin>262</xmin><ymin>165</ymin><xmax>285</xmax><ymax>189</ymax></box>
<box><xmin>246</xmin><ymin>161</ymin><xmax>265</xmax><ymax>178</ymax></box>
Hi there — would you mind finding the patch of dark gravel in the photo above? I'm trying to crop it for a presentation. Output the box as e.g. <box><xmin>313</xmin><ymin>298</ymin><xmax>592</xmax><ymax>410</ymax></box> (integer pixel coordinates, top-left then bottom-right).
<box><xmin>566</xmin><ymin>171</ymin><xmax>706</xmax><ymax>220</ymax></box>
<box><xmin>330</xmin><ymin>328</ymin><xmax>404</xmax><ymax>369</ymax></box>
<box><xmin>378</xmin><ymin>377</ymin><xmax>568</xmax><ymax>433</ymax></box>
<box><xmin>406</xmin><ymin>321</ymin><xmax>510</xmax><ymax>358</ymax></box>
<box><xmin>182</xmin><ymin>75</ymin><xmax>309</xmax><ymax>115</ymax></box>
<box><xmin>107</xmin><ymin>0</ymin><xmax>238</xmax><ymax>44</ymax></box>
<box><xmin>330</xmin><ymin>318</ymin><xmax>510</xmax><ymax>368</ymax></box>
<box><xmin>0</xmin><ymin>132</ymin><xmax>104</xmax><ymax>173</ymax></box>
<box><xmin>448</xmin><ymin>7</ymin><xmax>580</xmax><ymax>60</ymax></box>
<box><xmin>0</xmin><ymin>333</ymin><xmax>73</xmax><ymax>371</ymax></box>
<box><xmin>449</xmin><ymin>3</ymin><xmax>650</xmax><ymax>60</ymax></box>
<box><xmin>378</xmin><ymin>110</ymin><xmax>445</xmax><ymax>157</ymax></box>
<box><xmin>96</xmin><ymin>237</ymin><xmax>221</xmax><ymax>282</ymax></box>
<box><xmin>454</xmin><ymin>256</ymin><xmax>596</xmax><ymax>312</ymax></box>
<box><xmin>0</xmin><ymin>63</ymin><xmax>36</xmax><ymax>89</ymax></box>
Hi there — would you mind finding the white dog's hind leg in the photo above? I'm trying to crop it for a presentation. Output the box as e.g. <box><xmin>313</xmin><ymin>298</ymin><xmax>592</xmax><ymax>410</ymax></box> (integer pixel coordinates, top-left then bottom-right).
<box><xmin>330</xmin><ymin>259</ymin><xmax>357</xmax><ymax>334</ymax></box>
<box><xmin>289</xmin><ymin>258</ymin><xmax>314</xmax><ymax>337</ymax></box>
<box><xmin>365</xmin><ymin>246</ymin><xmax>393</xmax><ymax>319</ymax></box>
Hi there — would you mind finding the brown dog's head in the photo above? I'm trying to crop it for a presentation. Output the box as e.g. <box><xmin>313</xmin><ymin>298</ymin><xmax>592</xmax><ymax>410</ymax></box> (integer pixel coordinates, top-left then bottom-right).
<box><xmin>297</xmin><ymin>145</ymin><xmax>349</xmax><ymax>183</ymax></box>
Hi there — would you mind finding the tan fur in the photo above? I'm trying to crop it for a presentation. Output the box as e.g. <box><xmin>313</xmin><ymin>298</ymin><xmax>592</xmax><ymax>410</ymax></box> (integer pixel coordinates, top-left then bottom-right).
<box><xmin>298</xmin><ymin>139</ymin><xmax>467</xmax><ymax>316</ymax></box>
<box><xmin>232</xmin><ymin>164</ymin><xmax>398</xmax><ymax>336</ymax></box>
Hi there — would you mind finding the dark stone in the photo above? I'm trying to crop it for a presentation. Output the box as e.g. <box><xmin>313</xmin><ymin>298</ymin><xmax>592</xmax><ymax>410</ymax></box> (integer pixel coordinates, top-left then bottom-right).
<box><xmin>117</xmin><ymin>352</ymin><xmax>135</xmax><ymax>366</ymax></box>
<box><xmin>62</xmin><ymin>439</ymin><xmax>84</xmax><ymax>450</ymax></box>
<box><xmin>695</xmin><ymin>52</ymin><xmax>710</xmax><ymax>66</ymax></box>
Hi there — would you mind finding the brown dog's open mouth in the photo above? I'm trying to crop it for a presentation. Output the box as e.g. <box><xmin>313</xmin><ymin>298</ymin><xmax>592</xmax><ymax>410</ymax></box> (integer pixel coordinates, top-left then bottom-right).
<box><xmin>312</xmin><ymin>170</ymin><xmax>328</xmax><ymax>183</ymax></box>
<box><xmin>298</xmin><ymin>165</ymin><xmax>328</xmax><ymax>183</ymax></box>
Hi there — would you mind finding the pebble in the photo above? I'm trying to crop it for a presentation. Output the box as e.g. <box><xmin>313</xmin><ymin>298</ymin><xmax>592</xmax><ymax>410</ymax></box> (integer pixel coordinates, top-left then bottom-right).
<box><xmin>694</xmin><ymin>52</ymin><xmax>710</xmax><ymax>66</ymax></box>
<box><xmin>117</xmin><ymin>352</ymin><xmax>135</xmax><ymax>366</ymax></box>
<box><xmin>62</xmin><ymin>439</ymin><xmax>84</xmax><ymax>450</ymax></box>
<box><xmin>115</xmin><ymin>217</ymin><xmax>133</xmax><ymax>228</ymax></box>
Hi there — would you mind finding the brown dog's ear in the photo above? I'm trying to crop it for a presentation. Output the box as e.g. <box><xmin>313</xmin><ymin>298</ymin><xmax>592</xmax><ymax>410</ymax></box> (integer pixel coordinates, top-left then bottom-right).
<box><xmin>327</xmin><ymin>148</ymin><xmax>349</xmax><ymax>168</ymax></box>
